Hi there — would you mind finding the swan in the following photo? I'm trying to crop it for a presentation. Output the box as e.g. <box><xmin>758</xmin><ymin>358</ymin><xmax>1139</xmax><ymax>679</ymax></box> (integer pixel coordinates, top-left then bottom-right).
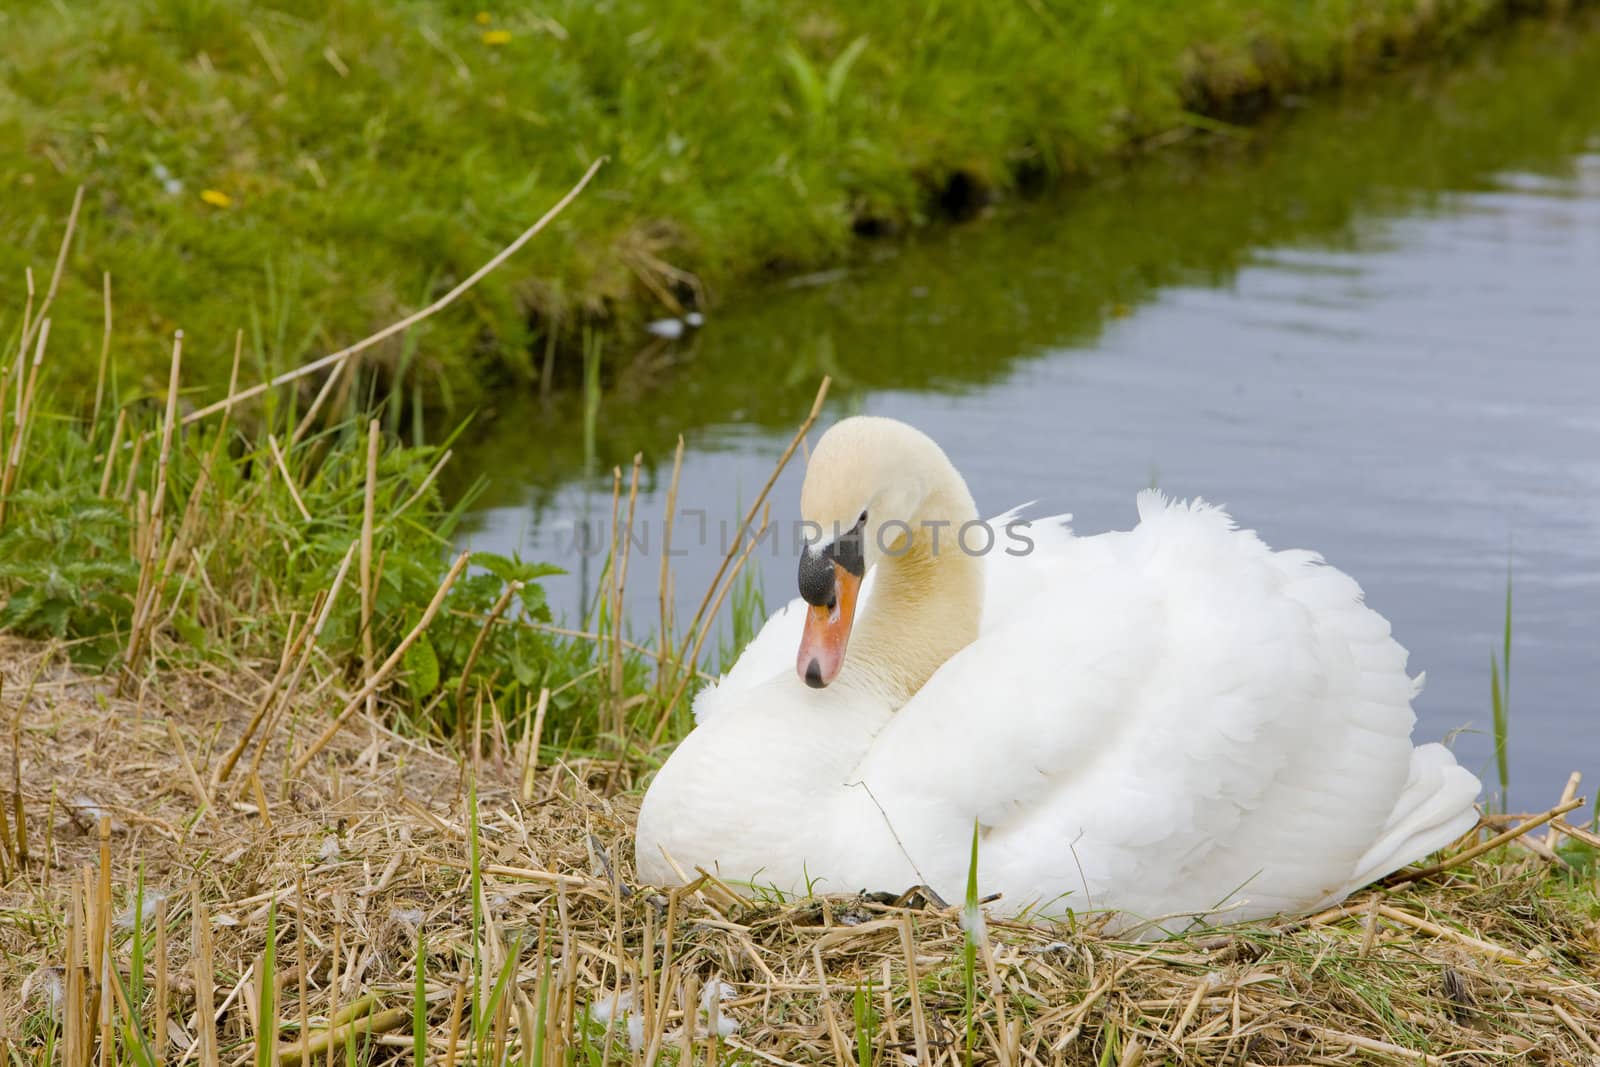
<box><xmin>634</xmin><ymin>416</ymin><xmax>1480</xmax><ymax>932</ymax></box>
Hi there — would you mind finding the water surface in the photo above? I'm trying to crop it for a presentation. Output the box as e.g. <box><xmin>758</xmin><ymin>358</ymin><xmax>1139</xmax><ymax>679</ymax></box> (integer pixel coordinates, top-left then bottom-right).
<box><xmin>455</xmin><ymin>19</ymin><xmax>1600</xmax><ymax>806</ymax></box>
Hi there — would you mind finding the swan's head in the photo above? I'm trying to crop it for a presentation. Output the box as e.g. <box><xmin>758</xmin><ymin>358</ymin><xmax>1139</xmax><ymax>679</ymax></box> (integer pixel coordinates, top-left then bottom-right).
<box><xmin>795</xmin><ymin>416</ymin><xmax>967</xmax><ymax>688</ymax></box>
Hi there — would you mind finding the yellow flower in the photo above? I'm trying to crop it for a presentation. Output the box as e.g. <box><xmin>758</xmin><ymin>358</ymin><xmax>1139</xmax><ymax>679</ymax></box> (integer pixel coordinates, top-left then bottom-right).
<box><xmin>200</xmin><ymin>189</ymin><xmax>232</xmax><ymax>208</ymax></box>
<box><xmin>481</xmin><ymin>28</ymin><xmax>511</xmax><ymax>45</ymax></box>
<box><xmin>474</xmin><ymin>11</ymin><xmax>492</xmax><ymax>24</ymax></box>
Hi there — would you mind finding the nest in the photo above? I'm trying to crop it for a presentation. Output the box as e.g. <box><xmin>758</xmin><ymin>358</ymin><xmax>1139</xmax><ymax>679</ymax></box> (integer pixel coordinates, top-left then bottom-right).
<box><xmin>2</xmin><ymin>635</ymin><xmax>1598</xmax><ymax>1066</ymax></box>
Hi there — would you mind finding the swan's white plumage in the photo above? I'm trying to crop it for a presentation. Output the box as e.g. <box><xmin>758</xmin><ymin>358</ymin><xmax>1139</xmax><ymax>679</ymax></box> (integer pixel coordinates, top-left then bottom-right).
<box><xmin>638</xmin><ymin>424</ymin><xmax>1479</xmax><ymax>933</ymax></box>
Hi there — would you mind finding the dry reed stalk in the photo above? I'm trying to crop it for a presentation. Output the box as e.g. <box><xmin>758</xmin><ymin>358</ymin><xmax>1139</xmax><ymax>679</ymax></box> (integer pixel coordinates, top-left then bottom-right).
<box><xmin>65</xmin><ymin>883</ymin><xmax>83</xmax><ymax>1067</ymax></box>
<box><xmin>97</xmin><ymin>409</ymin><xmax>126</xmax><ymax>498</ymax></box>
<box><xmin>179</xmin><ymin>159</ymin><xmax>606</xmax><ymax>431</ymax></box>
<box><xmin>95</xmin><ymin>819</ymin><xmax>113</xmax><ymax>1066</ymax></box>
<box><xmin>288</xmin><ymin>355</ymin><xmax>350</xmax><ymax>446</ymax></box>
<box><xmin>124</xmin><ymin>331</ymin><xmax>184</xmax><ymax>671</ymax></box>
<box><xmin>1551</xmin><ymin>1003</ymin><xmax>1600</xmax><ymax>1057</ymax></box>
<box><xmin>2</xmin><ymin>268</ymin><xmax>29</xmax><ymax>438</ymax></box>
<box><xmin>1372</xmin><ymin>904</ymin><xmax>1525</xmax><ymax>964</ymax></box>
<box><xmin>810</xmin><ymin>941</ymin><xmax>853</xmax><ymax>1065</ymax></box>
<box><xmin>254</xmin><ymin>557</ymin><xmax>358</xmax><ymax>793</ymax></box>
<box><xmin>650</xmin><ymin>505</ymin><xmax>770</xmax><ymax>749</ymax></box>
<box><xmin>212</xmin><ymin>608</ymin><xmax>314</xmax><ymax>789</ymax></box>
<box><xmin>360</xmin><ymin>420</ymin><xmax>379</xmax><ymax>726</ymax></box>
<box><xmin>899</xmin><ymin>914</ymin><xmax>931</xmax><ymax>1066</ymax></box>
<box><xmin>189</xmin><ymin>889</ymin><xmax>217</xmax><ymax>1067</ymax></box>
<box><xmin>1303</xmin><ymin>1025</ymin><xmax>1443</xmax><ymax>1065</ymax></box>
<box><xmin>18</xmin><ymin>187</ymin><xmax>82</xmax><ymax>354</ymax></box>
<box><xmin>653</xmin><ymin>377</ymin><xmax>830</xmax><ymax>741</ymax></box>
<box><xmin>165</xmin><ymin>720</ymin><xmax>214</xmax><ymax>822</ymax></box>
<box><xmin>604</xmin><ymin>466</ymin><xmax>623</xmax><ymax>739</ymax></box>
<box><xmin>1546</xmin><ymin>771</ymin><xmax>1581</xmax><ymax>849</ymax></box>
<box><xmin>326</xmin><ymin>908</ymin><xmax>342</xmax><ymax>1067</ymax></box>
<box><xmin>1389</xmin><ymin>796</ymin><xmax>1584</xmax><ymax>885</ymax></box>
<box><xmin>389</xmin><ymin>446</ymin><xmax>453</xmax><ymax>521</ymax></box>
<box><xmin>0</xmin><ymin>318</ymin><xmax>51</xmax><ymax>528</ymax></box>
<box><xmin>444</xmin><ymin>981</ymin><xmax>465</xmax><ymax>1067</ymax></box>
<box><xmin>608</xmin><ymin>457</ymin><xmax>640</xmax><ymax>742</ymax></box>
<box><xmin>119</xmin><ymin>431</ymin><xmax>145</xmax><ymax>504</ymax></box>
<box><xmin>1548</xmin><ymin>818</ymin><xmax>1600</xmax><ymax>850</ymax></box>
<box><xmin>0</xmin><ymin>675</ymin><xmax>12</xmax><ymax>877</ymax></box>
<box><xmin>656</xmin><ymin>435</ymin><xmax>685</xmax><ymax>692</ymax></box>
<box><xmin>454</xmin><ymin>579</ymin><xmax>522</xmax><ymax>732</ymax></box>
<box><xmin>521</xmin><ymin>687</ymin><xmax>550</xmax><ymax>802</ymax></box>
<box><xmin>92</xmin><ymin>272</ymin><xmax>113</xmax><ymax>430</ymax></box>
<box><xmin>155</xmin><ymin>895</ymin><xmax>169</xmax><ymax>1067</ymax></box>
<box><xmin>268</xmin><ymin>434</ymin><xmax>313</xmax><ymax>522</ymax></box>
<box><xmin>289</xmin><ymin>551</ymin><xmax>471</xmax><ymax>776</ymax></box>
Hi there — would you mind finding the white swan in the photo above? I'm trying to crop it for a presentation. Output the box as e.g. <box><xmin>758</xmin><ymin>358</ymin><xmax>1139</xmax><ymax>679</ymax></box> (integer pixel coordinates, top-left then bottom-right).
<box><xmin>635</xmin><ymin>416</ymin><xmax>1480</xmax><ymax>931</ymax></box>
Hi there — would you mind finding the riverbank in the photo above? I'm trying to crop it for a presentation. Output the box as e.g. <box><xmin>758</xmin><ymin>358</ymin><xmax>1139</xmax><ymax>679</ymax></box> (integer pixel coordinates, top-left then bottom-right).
<box><xmin>3</xmin><ymin>0</ymin><xmax>1592</xmax><ymax>413</ymax></box>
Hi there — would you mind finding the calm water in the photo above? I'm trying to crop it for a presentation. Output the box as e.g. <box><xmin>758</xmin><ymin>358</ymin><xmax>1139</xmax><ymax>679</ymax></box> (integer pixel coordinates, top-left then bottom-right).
<box><xmin>455</xmin><ymin>19</ymin><xmax>1600</xmax><ymax>807</ymax></box>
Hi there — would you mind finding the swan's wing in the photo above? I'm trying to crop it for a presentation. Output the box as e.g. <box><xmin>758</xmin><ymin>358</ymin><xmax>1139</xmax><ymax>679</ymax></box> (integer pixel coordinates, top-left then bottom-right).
<box><xmin>977</xmin><ymin>504</ymin><xmax>1073</xmax><ymax>630</ymax></box>
<box><xmin>856</xmin><ymin>491</ymin><xmax>1454</xmax><ymax>923</ymax></box>
<box><xmin>691</xmin><ymin>596</ymin><xmax>804</xmax><ymax>724</ymax></box>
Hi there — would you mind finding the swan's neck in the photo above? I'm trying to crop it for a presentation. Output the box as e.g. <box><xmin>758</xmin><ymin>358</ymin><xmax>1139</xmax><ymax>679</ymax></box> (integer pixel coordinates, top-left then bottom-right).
<box><xmin>844</xmin><ymin>485</ymin><xmax>983</xmax><ymax>707</ymax></box>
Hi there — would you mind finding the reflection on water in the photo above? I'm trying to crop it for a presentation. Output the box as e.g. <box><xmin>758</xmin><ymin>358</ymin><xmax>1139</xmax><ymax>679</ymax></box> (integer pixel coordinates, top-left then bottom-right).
<box><xmin>454</xmin><ymin>18</ymin><xmax>1600</xmax><ymax>804</ymax></box>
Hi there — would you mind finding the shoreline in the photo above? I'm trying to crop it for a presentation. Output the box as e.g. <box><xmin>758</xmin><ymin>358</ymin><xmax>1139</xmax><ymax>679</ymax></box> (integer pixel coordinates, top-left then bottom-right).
<box><xmin>3</xmin><ymin>1</ymin><xmax>1596</xmax><ymax>414</ymax></box>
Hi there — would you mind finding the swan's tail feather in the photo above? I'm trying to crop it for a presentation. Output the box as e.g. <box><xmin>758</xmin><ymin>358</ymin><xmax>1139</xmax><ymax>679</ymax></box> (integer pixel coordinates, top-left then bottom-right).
<box><xmin>1343</xmin><ymin>743</ymin><xmax>1481</xmax><ymax>893</ymax></box>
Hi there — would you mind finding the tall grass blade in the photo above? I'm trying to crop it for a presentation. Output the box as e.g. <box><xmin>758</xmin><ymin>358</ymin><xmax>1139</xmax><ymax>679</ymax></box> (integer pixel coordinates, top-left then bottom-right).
<box><xmin>257</xmin><ymin>899</ymin><xmax>278</xmax><ymax>1067</ymax></box>
<box><xmin>1490</xmin><ymin>557</ymin><xmax>1512</xmax><ymax>810</ymax></box>
<box><xmin>961</xmin><ymin>820</ymin><xmax>980</xmax><ymax>1067</ymax></box>
<box><xmin>413</xmin><ymin>929</ymin><xmax>428</xmax><ymax>1067</ymax></box>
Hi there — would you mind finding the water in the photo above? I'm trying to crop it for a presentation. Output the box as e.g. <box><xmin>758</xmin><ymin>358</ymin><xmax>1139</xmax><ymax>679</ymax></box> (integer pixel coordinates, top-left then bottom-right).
<box><xmin>454</xmin><ymin>19</ymin><xmax>1600</xmax><ymax>806</ymax></box>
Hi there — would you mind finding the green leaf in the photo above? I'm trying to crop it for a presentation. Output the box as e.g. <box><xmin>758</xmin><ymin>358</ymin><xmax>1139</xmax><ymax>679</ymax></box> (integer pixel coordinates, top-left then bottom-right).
<box><xmin>404</xmin><ymin>634</ymin><xmax>440</xmax><ymax>700</ymax></box>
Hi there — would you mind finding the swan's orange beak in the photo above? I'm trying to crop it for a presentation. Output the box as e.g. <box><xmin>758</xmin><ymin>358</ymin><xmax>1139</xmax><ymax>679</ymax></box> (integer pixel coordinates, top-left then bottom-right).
<box><xmin>797</xmin><ymin>563</ymin><xmax>860</xmax><ymax>689</ymax></box>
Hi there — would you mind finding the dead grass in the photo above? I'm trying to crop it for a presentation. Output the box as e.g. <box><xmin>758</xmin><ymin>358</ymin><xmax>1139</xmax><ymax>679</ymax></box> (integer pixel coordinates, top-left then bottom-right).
<box><xmin>2</xmin><ymin>636</ymin><xmax>1598</xmax><ymax>1066</ymax></box>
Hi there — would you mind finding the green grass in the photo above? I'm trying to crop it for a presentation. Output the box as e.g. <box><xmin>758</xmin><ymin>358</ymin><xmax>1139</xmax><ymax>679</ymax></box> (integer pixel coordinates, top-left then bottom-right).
<box><xmin>0</xmin><ymin>330</ymin><xmax>666</xmax><ymax>761</ymax></box>
<box><xmin>0</xmin><ymin>0</ymin><xmax>1555</xmax><ymax>412</ymax></box>
<box><xmin>1490</xmin><ymin>556</ymin><xmax>1513</xmax><ymax>810</ymax></box>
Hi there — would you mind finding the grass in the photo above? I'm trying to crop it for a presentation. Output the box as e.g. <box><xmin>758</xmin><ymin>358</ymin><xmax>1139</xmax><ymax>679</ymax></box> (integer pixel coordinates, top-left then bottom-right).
<box><xmin>1</xmin><ymin>0</ymin><xmax>1583</xmax><ymax>413</ymax></box>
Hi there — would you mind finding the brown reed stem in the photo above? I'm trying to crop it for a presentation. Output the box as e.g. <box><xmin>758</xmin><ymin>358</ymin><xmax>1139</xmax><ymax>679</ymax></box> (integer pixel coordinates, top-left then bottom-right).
<box><xmin>454</xmin><ymin>579</ymin><xmax>521</xmax><ymax>733</ymax></box>
<box><xmin>98</xmin><ymin>410</ymin><xmax>126</xmax><ymax>498</ymax></box>
<box><xmin>92</xmin><ymin>272</ymin><xmax>113</xmax><ymax>431</ymax></box>
<box><xmin>179</xmin><ymin>158</ymin><xmax>607</xmax><ymax>430</ymax></box>
<box><xmin>1388</xmin><ymin>796</ymin><xmax>1585</xmax><ymax>885</ymax></box>
<box><xmin>653</xmin><ymin>377</ymin><xmax>830</xmax><ymax>740</ymax></box>
<box><xmin>612</xmin><ymin>453</ymin><xmax>643</xmax><ymax>742</ymax></box>
<box><xmin>269</xmin><ymin>434</ymin><xmax>313</xmax><ymax>522</ymax></box>
<box><xmin>0</xmin><ymin>318</ymin><xmax>51</xmax><ymax>528</ymax></box>
<box><xmin>16</xmin><ymin>185</ymin><xmax>82</xmax><ymax>366</ymax></box>
<box><xmin>650</xmin><ymin>505</ymin><xmax>771</xmax><ymax>748</ymax></box>
<box><xmin>657</xmin><ymin>435</ymin><xmax>685</xmax><ymax>693</ymax></box>
<box><xmin>124</xmin><ymin>331</ymin><xmax>184</xmax><ymax>671</ymax></box>
<box><xmin>289</xmin><ymin>551</ymin><xmax>471</xmax><ymax>776</ymax></box>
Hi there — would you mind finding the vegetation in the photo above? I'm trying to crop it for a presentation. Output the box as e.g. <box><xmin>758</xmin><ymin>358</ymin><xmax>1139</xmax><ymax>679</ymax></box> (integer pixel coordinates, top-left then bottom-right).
<box><xmin>0</xmin><ymin>212</ymin><xmax>712</xmax><ymax>764</ymax></box>
<box><xmin>3</xmin><ymin>247</ymin><xmax>1599</xmax><ymax>1061</ymax></box>
<box><xmin>1</xmin><ymin>0</ymin><xmax>1578</xmax><ymax>410</ymax></box>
